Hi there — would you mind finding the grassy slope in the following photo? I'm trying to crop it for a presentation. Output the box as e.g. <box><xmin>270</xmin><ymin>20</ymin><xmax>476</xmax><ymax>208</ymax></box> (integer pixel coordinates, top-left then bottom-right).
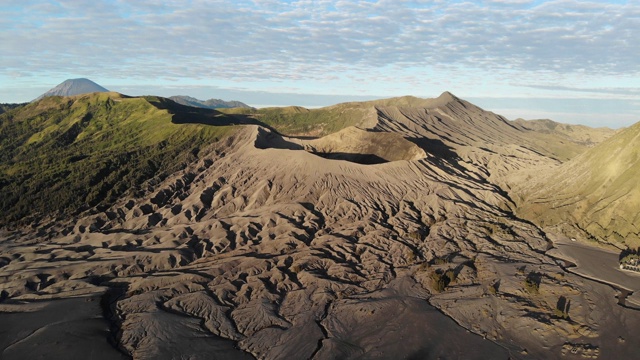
<box><xmin>0</xmin><ymin>103</ymin><xmax>27</xmax><ymax>115</ymax></box>
<box><xmin>512</xmin><ymin>118</ymin><xmax>616</xmax><ymax>147</ymax></box>
<box><xmin>221</xmin><ymin>102</ymin><xmax>373</xmax><ymax>137</ymax></box>
<box><xmin>221</xmin><ymin>95</ymin><xmax>465</xmax><ymax>137</ymax></box>
<box><xmin>518</xmin><ymin>121</ymin><xmax>640</xmax><ymax>247</ymax></box>
<box><xmin>0</xmin><ymin>93</ymin><xmax>235</xmax><ymax>226</ymax></box>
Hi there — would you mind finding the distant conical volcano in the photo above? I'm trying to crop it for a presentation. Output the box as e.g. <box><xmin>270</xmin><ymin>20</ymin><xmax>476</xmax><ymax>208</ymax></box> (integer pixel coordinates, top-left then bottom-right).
<box><xmin>35</xmin><ymin>78</ymin><xmax>109</xmax><ymax>100</ymax></box>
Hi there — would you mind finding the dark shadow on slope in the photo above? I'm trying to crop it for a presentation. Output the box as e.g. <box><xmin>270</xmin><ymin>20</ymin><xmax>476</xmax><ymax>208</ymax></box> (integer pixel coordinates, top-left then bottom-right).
<box><xmin>407</xmin><ymin>137</ymin><xmax>458</xmax><ymax>162</ymax></box>
<box><xmin>255</xmin><ymin>128</ymin><xmax>389</xmax><ymax>165</ymax></box>
<box><xmin>285</xmin><ymin>135</ymin><xmax>321</xmax><ymax>140</ymax></box>
<box><xmin>313</xmin><ymin>152</ymin><xmax>388</xmax><ymax>165</ymax></box>
<box><xmin>147</xmin><ymin>96</ymin><xmax>267</xmax><ymax>127</ymax></box>
<box><xmin>408</xmin><ymin>136</ymin><xmax>478</xmax><ymax>180</ymax></box>
<box><xmin>254</xmin><ymin>127</ymin><xmax>304</xmax><ymax>150</ymax></box>
<box><xmin>407</xmin><ymin>135</ymin><xmax>522</xmax><ymax>209</ymax></box>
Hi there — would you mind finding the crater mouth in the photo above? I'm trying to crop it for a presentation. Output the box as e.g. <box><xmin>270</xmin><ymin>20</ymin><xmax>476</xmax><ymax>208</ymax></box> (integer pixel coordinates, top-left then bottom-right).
<box><xmin>255</xmin><ymin>126</ymin><xmax>426</xmax><ymax>165</ymax></box>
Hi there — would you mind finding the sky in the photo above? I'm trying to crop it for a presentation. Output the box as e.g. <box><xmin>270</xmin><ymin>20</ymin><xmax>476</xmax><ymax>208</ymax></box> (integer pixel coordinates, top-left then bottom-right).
<box><xmin>1</xmin><ymin>0</ymin><xmax>639</xmax><ymax>128</ymax></box>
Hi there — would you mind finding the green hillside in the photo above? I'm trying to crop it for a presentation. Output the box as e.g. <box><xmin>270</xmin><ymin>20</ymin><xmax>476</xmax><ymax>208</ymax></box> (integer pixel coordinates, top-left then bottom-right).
<box><xmin>512</xmin><ymin>118</ymin><xmax>616</xmax><ymax>147</ymax></box>
<box><xmin>0</xmin><ymin>92</ymin><xmax>235</xmax><ymax>226</ymax></box>
<box><xmin>0</xmin><ymin>103</ymin><xmax>26</xmax><ymax>115</ymax></box>
<box><xmin>222</xmin><ymin>102</ymin><xmax>373</xmax><ymax>137</ymax></box>
<box><xmin>221</xmin><ymin>95</ymin><xmax>467</xmax><ymax>137</ymax></box>
<box><xmin>518</xmin><ymin>121</ymin><xmax>640</xmax><ymax>247</ymax></box>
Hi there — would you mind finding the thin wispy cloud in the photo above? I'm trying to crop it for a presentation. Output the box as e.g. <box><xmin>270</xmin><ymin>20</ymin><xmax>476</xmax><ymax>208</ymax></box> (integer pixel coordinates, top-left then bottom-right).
<box><xmin>521</xmin><ymin>84</ymin><xmax>640</xmax><ymax>97</ymax></box>
<box><xmin>0</xmin><ymin>0</ymin><xmax>638</xmax><ymax>126</ymax></box>
<box><xmin>2</xmin><ymin>0</ymin><xmax>638</xmax><ymax>78</ymax></box>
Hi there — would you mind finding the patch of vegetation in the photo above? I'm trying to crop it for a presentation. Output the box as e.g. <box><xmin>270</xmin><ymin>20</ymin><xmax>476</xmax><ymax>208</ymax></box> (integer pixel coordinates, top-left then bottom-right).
<box><xmin>524</xmin><ymin>271</ymin><xmax>542</xmax><ymax>294</ymax></box>
<box><xmin>0</xmin><ymin>93</ymin><xmax>236</xmax><ymax>226</ymax></box>
<box><xmin>290</xmin><ymin>263</ymin><xmax>304</xmax><ymax>273</ymax></box>
<box><xmin>222</xmin><ymin>103</ymin><xmax>371</xmax><ymax>137</ymax></box>
<box><xmin>429</xmin><ymin>268</ymin><xmax>455</xmax><ymax>293</ymax></box>
<box><xmin>408</xmin><ymin>229</ymin><xmax>428</xmax><ymax>242</ymax></box>
<box><xmin>431</xmin><ymin>256</ymin><xmax>450</xmax><ymax>266</ymax></box>
<box><xmin>445</xmin><ymin>269</ymin><xmax>457</xmax><ymax>283</ymax></box>
<box><xmin>405</xmin><ymin>250</ymin><xmax>417</xmax><ymax>263</ymax></box>
<box><xmin>488</xmin><ymin>280</ymin><xmax>500</xmax><ymax>295</ymax></box>
<box><xmin>553</xmin><ymin>295</ymin><xmax>571</xmax><ymax>320</ymax></box>
<box><xmin>0</xmin><ymin>103</ymin><xmax>27</xmax><ymax>115</ymax></box>
<box><xmin>429</xmin><ymin>270</ymin><xmax>447</xmax><ymax>293</ymax></box>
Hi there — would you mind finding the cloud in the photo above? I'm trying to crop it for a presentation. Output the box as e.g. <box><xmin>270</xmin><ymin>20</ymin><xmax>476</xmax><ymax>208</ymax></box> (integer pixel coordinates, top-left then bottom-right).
<box><xmin>1</xmin><ymin>0</ymin><xmax>638</xmax><ymax>81</ymax></box>
<box><xmin>1</xmin><ymin>0</ymin><xmax>639</xmax><ymax>128</ymax></box>
<box><xmin>519</xmin><ymin>84</ymin><xmax>640</xmax><ymax>97</ymax></box>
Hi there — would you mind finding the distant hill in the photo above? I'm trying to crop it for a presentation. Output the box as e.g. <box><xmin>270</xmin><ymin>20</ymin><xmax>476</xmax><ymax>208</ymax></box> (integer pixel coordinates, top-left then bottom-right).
<box><xmin>169</xmin><ymin>95</ymin><xmax>251</xmax><ymax>109</ymax></box>
<box><xmin>35</xmin><ymin>78</ymin><xmax>109</xmax><ymax>100</ymax></box>
<box><xmin>0</xmin><ymin>103</ymin><xmax>26</xmax><ymax>115</ymax></box>
<box><xmin>513</xmin><ymin>118</ymin><xmax>616</xmax><ymax>147</ymax></box>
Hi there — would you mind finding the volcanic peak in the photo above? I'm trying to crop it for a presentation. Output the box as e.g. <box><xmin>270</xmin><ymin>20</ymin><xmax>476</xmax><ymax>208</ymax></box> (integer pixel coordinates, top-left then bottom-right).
<box><xmin>35</xmin><ymin>78</ymin><xmax>109</xmax><ymax>101</ymax></box>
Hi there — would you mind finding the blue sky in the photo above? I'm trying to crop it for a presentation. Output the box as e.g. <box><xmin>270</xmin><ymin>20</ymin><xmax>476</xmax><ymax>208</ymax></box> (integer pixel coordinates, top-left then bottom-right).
<box><xmin>1</xmin><ymin>0</ymin><xmax>639</xmax><ymax>127</ymax></box>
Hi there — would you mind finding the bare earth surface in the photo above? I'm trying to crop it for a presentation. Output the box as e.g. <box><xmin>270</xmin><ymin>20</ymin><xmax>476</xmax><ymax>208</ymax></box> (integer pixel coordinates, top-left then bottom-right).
<box><xmin>0</xmin><ymin>296</ymin><xmax>127</xmax><ymax>360</ymax></box>
<box><xmin>547</xmin><ymin>234</ymin><xmax>640</xmax><ymax>307</ymax></box>
<box><xmin>1</xmin><ymin>93</ymin><xmax>639</xmax><ymax>359</ymax></box>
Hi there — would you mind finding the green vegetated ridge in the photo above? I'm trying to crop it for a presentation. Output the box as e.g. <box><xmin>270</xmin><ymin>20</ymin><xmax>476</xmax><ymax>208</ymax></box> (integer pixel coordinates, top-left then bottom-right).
<box><xmin>0</xmin><ymin>103</ymin><xmax>26</xmax><ymax>115</ymax></box>
<box><xmin>0</xmin><ymin>92</ymin><xmax>236</xmax><ymax>226</ymax></box>
<box><xmin>217</xmin><ymin>94</ymin><xmax>462</xmax><ymax>138</ymax></box>
<box><xmin>518</xmin><ymin>120</ymin><xmax>640</xmax><ymax>248</ymax></box>
<box><xmin>169</xmin><ymin>95</ymin><xmax>251</xmax><ymax>110</ymax></box>
<box><xmin>512</xmin><ymin>118</ymin><xmax>617</xmax><ymax>148</ymax></box>
<box><xmin>221</xmin><ymin>101</ymin><xmax>374</xmax><ymax>137</ymax></box>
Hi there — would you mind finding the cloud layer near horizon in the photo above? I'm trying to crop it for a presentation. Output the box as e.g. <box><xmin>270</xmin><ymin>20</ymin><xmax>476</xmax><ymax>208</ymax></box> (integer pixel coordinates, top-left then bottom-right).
<box><xmin>3</xmin><ymin>1</ymin><xmax>639</xmax><ymax>81</ymax></box>
<box><xmin>1</xmin><ymin>0</ymin><xmax>639</xmax><ymax>126</ymax></box>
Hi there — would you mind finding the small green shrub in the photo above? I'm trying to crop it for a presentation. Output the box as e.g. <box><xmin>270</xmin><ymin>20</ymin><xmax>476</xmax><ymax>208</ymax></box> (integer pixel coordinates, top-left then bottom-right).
<box><xmin>445</xmin><ymin>269</ymin><xmax>457</xmax><ymax>283</ymax></box>
<box><xmin>429</xmin><ymin>270</ymin><xmax>450</xmax><ymax>293</ymax></box>
<box><xmin>524</xmin><ymin>272</ymin><xmax>542</xmax><ymax>294</ymax></box>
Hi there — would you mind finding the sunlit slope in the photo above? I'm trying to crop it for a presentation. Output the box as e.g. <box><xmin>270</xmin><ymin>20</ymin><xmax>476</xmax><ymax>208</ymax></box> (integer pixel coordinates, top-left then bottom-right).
<box><xmin>0</xmin><ymin>92</ymin><xmax>235</xmax><ymax>225</ymax></box>
<box><xmin>226</xmin><ymin>93</ymin><xmax>611</xmax><ymax>168</ymax></box>
<box><xmin>371</xmin><ymin>93</ymin><xmax>595</xmax><ymax>161</ymax></box>
<box><xmin>297</xmin><ymin>126</ymin><xmax>427</xmax><ymax>163</ymax></box>
<box><xmin>518</xmin><ymin>121</ymin><xmax>640</xmax><ymax>247</ymax></box>
<box><xmin>36</xmin><ymin>78</ymin><xmax>109</xmax><ymax>100</ymax></box>
<box><xmin>221</xmin><ymin>103</ymin><xmax>375</xmax><ymax>137</ymax></box>
<box><xmin>226</xmin><ymin>92</ymin><xmax>615</xmax><ymax>202</ymax></box>
<box><xmin>0</xmin><ymin>103</ymin><xmax>26</xmax><ymax>115</ymax></box>
<box><xmin>513</xmin><ymin>118</ymin><xmax>616</xmax><ymax>147</ymax></box>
